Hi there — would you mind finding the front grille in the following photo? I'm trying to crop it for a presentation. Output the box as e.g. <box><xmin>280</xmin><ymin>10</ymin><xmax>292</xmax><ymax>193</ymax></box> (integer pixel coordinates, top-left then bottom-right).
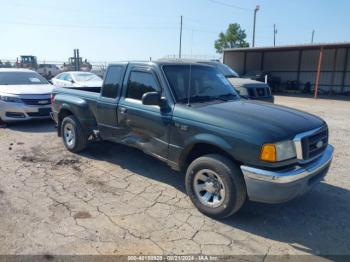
<box><xmin>21</xmin><ymin>98</ymin><xmax>51</xmax><ymax>105</ymax></box>
<box><xmin>256</xmin><ymin>87</ymin><xmax>266</xmax><ymax>97</ymax></box>
<box><xmin>6</xmin><ymin>112</ymin><xmax>25</xmax><ymax>118</ymax></box>
<box><xmin>301</xmin><ymin>127</ymin><xmax>328</xmax><ymax>160</ymax></box>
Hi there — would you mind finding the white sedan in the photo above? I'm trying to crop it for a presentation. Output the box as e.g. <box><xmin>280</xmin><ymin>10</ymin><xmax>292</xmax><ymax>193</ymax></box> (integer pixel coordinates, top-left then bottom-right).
<box><xmin>51</xmin><ymin>71</ymin><xmax>103</xmax><ymax>91</ymax></box>
<box><xmin>0</xmin><ymin>69</ymin><xmax>53</xmax><ymax>122</ymax></box>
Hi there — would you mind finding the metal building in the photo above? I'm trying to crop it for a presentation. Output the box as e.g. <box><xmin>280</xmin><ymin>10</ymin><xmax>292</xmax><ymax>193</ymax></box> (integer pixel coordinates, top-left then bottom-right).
<box><xmin>223</xmin><ymin>43</ymin><xmax>350</xmax><ymax>96</ymax></box>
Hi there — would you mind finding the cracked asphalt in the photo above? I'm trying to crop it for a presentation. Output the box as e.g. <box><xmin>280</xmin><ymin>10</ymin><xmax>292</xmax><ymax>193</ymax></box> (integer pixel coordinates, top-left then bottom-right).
<box><xmin>0</xmin><ymin>96</ymin><xmax>349</xmax><ymax>257</ymax></box>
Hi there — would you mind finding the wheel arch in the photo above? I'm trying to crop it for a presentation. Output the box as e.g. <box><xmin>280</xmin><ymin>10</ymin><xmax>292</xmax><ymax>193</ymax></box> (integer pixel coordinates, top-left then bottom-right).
<box><xmin>179</xmin><ymin>135</ymin><xmax>241</xmax><ymax>172</ymax></box>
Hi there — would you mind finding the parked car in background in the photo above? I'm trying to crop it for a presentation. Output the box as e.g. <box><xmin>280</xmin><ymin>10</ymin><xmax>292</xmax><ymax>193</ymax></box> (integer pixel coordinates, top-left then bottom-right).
<box><xmin>51</xmin><ymin>61</ymin><xmax>333</xmax><ymax>218</ymax></box>
<box><xmin>229</xmin><ymin>78</ymin><xmax>274</xmax><ymax>103</ymax></box>
<box><xmin>90</xmin><ymin>68</ymin><xmax>106</xmax><ymax>79</ymax></box>
<box><xmin>199</xmin><ymin>61</ymin><xmax>274</xmax><ymax>102</ymax></box>
<box><xmin>51</xmin><ymin>71</ymin><xmax>103</xmax><ymax>92</ymax></box>
<box><xmin>37</xmin><ymin>64</ymin><xmax>61</xmax><ymax>79</ymax></box>
<box><xmin>0</xmin><ymin>69</ymin><xmax>53</xmax><ymax>122</ymax></box>
<box><xmin>242</xmin><ymin>70</ymin><xmax>281</xmax><ymax>92</ymax></box>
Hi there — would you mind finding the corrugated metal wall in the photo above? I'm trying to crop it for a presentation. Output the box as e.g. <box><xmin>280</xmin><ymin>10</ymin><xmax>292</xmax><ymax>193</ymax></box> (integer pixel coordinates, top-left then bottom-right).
<box><xmin>223</xmin><ymin>46</ymin><xmax>350</xmax><ymax>94</ymax></box>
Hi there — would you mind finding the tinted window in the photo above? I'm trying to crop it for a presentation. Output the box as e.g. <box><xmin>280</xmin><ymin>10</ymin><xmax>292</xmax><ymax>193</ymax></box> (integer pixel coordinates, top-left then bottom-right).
<box><xmin>102</xmin><ymin>66</ymin><xmax>124</xmax><ymax>98</ymax></box>
<box><xmin>163</xmin><ymin>65</ymin><xmax>237</xmax><ymax>103</ymax></box>
<box><xmin>247</xmin><ymin>89</ymin><xmax>255</xmax><ymax>97</ymax></box>
<box><xmin>0</xmin><ymin>72</ymin><xmax>48</xmax><ymax>85</ymax></box>
<box><xmin>126</xmin><ymin>71</ymin><xmax>159</xmax><ymax>100</ymax></box>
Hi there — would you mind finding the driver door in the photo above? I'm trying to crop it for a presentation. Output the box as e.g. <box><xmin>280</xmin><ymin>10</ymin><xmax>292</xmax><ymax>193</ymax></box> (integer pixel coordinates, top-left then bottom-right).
<box><xmin>117</xmin><ymin>67</ymin><xmax>172</xmax><ymax>160</ymax></box>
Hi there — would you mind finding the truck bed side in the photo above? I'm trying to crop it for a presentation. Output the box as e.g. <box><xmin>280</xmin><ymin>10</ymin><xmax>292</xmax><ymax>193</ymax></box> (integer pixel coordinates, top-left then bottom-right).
<box><xmin>52</xmin><ymin>87</ymin><xmax>100</xmax><ymax>136</ymax></box>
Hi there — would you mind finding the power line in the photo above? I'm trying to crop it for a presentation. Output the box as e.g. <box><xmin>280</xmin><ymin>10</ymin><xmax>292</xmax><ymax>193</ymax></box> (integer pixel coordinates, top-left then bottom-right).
<box><xmin>209</xmin><ymin>0</ymin><xmax>253</xmax><ymax>11</ymax></box>
<box><xmin>0</xmin><ymin>20</ymin><xmax>177</xmax><ymax>31</ymax></box>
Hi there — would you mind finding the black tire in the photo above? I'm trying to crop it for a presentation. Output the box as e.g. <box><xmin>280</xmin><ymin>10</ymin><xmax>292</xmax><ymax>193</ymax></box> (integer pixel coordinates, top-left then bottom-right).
<box><xmin>185</xmin><ymin>154</ymin><xmax>247</xmax><ymax>218</ymax></box>
<box><xmin>61</xmin><ymin>115</ymin><xmax>88</xmax><ymax>153</ymax></box>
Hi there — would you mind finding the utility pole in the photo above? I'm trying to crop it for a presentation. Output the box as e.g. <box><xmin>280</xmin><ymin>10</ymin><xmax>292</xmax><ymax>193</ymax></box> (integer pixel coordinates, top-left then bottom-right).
<box><xmin>252</xmin><ymin>5</ymin><xmax>260</xmax><ymax>47</ymax></box>
<box><xmin>76</xmin><ymin>49</ymin><xmax>80</xmax><ymax>71</ymax></box>
<box><xmin>73</xmin><ymin>49</ymin><xmax>77</xmax><ymax>71</ymax></box>
<box><xmin>179</xmin><ymin>15</ymin><xmax>183</xmax><ymax>59</ymax></box>
<box><xmin>273</xmin><ymin>24</ymin><xmax>277</xmax><ymax>46</ymax></box>
<box><xmin>311</xmin><ymin>30</ymin><xmax>315</xmax><ymax>44</ymax></box>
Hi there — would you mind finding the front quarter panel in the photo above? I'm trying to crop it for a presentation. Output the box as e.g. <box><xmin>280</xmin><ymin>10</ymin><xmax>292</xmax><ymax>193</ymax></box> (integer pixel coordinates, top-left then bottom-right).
<box><xmin>168</xmin><ymin>114</ymin><xmax>262</xmax><ymax>169</ymax></box>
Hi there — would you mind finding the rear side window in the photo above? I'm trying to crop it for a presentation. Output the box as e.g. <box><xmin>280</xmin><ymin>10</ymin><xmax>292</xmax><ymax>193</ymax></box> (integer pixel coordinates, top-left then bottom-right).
<box><xmin>102</xmin><ymin>66</ymin><xmax>124</xmax><ymax>98</ymax></box>
<box><xmin>126</xmin><ymin>71</ymin><xmax>159</xmax><ymax>100</ymax></box>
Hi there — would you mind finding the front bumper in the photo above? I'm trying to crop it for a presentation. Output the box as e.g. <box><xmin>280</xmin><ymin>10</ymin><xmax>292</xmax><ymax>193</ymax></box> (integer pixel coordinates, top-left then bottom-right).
<box><xmin>0</xmin><ymin>101</ymin><xmax>52</xmax><ymax>122</ymax></box>
<box><xmin>241</xmin><ymin>145</ymin><xmax>334</xmax><ymax>204</ymax></box>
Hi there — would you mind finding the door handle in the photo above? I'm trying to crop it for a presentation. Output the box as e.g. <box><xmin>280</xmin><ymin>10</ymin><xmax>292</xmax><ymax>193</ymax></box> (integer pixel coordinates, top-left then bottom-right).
<box><xmin>119</xmin><ymin>107</ymin><xmax>127</xmax><ymax>114</ymax></box>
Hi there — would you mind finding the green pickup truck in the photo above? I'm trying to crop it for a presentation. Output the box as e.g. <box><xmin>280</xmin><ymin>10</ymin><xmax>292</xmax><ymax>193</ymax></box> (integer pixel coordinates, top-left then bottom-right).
<box><xmin>52</xmin><ymin>61</ymin><xmax>334</xmax><ymax>218</ymax></box>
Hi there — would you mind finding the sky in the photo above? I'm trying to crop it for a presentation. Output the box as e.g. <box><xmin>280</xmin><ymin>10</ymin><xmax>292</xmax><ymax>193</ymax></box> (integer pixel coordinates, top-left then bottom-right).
<box><xmin>0</xmin><ymin>0</ymin><xmax>349</xmax><ymax>63</ymax></box>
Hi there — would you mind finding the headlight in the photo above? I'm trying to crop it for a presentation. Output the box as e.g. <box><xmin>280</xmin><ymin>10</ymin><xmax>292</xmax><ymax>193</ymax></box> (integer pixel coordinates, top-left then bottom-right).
<box><xmin>260</xmin><ymin>140</ymin><xmax>296</xmax><ymax>162</ymax></box>
<box><xmin>0</xmin><ymin>95</ymin><xmax>22</xmax><ymax>103</ymax></box>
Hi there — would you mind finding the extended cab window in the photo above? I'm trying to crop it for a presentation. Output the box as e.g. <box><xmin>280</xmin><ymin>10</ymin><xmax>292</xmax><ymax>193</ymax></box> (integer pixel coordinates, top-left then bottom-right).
<box><xmin>126</xmin><ymin>71</ymin><xmax>159</xmax><ymax>100</ymax></box>
<box><xmin>102</xmin><ymin>66</ymin><xmax>124</xmax><ymax>98</ymax></box>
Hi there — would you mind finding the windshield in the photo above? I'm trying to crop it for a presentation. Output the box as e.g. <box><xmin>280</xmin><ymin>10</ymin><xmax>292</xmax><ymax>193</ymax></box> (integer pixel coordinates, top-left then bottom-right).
<box><xmin>163</xmin><ymin>65</ymin><xmax>238</xmax><ymax>104</ymax></box>
<box><xmin>0</xmin><ymin>72</ymin><xmax>49</xmax><ymax>85</ymax></box>
<box><xmin>214</xmin><ymin>63</ymin><xmax>239</xmax><ymax>78</ymax></box>
<box><xmin>72</xmin><ymin>73</ymin><xmax>102</xmax><ymax>82</ymax></box>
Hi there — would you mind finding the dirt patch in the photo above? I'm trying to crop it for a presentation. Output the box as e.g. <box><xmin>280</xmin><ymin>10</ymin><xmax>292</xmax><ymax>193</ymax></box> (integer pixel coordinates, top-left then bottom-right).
<box><xmin>0</xmin><ymin>190</ymin><xmax>4</xmax><ymax>195</ymax></box>
<box><xmin>73</xmin><ymin>211</ymin><xmax>92</xmax><ymax>219</ymax></box>
<box><xmin>55</xmin><ymin>158</ymin><xmax>81</xmax><ymax>172</ymax></box>
<box><xmin>55</xmin><ymin>159</ymin><xmax>80</xmax><ymax>166</ymax></box>
<box><xmin>20</xmin><ymin>155</ymin><xmax>47</xmax><ymax>163</ymax></box>
<box><xmin>87</xmin><ymin>179</ymin><xmax>105</xmax><ymax>187</ymax></box>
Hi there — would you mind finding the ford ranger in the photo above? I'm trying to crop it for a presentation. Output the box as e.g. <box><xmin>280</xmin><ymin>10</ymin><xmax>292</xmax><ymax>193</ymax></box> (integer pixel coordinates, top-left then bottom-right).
<box><xmin>51</xmin><ymin>61</ymin><xmax>334</xmax><ymax>218</ymax></box>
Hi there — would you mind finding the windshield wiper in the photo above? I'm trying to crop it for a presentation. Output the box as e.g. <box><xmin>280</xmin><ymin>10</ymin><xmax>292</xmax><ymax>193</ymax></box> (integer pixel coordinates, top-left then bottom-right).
<box><xmin>187</xmin><ymin>96</ymin><xmax>213</xmax><ymax>103</ymax></box>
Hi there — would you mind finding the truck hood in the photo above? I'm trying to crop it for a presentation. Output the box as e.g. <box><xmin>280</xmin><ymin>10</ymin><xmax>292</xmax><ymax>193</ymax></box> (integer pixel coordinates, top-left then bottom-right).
<box><xmin>0</xmin><ymin>84</ymin><xmax>53</xmax><ymax>95</ymax></box>
<box><xmin>175</xmin><ymin>100</ymin><xmax>325</xmax><ymax>142</ymax></box>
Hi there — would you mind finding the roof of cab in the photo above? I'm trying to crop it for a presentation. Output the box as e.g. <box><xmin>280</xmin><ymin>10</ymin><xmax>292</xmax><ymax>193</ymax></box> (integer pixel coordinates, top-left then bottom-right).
<box><xmin>109</xmin><ymin>59</ymin><xmax>217</xmax><ymax>67</ymax></box>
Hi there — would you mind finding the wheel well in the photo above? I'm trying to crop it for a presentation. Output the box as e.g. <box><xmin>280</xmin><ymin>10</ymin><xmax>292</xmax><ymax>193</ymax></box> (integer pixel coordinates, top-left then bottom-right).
<box><xmin>181</xmin><ymin>143</ymin><xmax>240</xmax><ymax>172</ymax></box>
<box><xmin>57</xmin><ymin>109</ymin><xmax>73</xmax><ymax>136</ymax></box>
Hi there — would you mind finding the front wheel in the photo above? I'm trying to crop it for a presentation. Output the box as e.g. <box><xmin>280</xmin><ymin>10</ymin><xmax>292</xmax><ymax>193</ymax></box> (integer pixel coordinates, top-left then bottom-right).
<box><xmin>185</xmin><ymin>154</ymin><xmax>247</xmax><ymax>218</ymax></box>
<box><xmin>61</xmin><ymin>115</ymin><xmax>88</xmax><ymax>153</ymax></box>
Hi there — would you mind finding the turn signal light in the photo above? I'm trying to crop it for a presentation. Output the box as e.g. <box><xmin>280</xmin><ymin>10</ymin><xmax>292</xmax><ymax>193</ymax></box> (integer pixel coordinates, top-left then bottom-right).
<box><xmin>260</xmin><ymin>144</ymin><xmax>276</xmax><ymax>162</ymax></box>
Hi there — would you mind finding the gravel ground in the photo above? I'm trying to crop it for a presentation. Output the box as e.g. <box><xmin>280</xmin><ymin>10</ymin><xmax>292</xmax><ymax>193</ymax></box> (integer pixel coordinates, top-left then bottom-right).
<box><xmin>0</xmin><ymin>96</ymin><xmax>349</xmax><ymax>258</ymax></box>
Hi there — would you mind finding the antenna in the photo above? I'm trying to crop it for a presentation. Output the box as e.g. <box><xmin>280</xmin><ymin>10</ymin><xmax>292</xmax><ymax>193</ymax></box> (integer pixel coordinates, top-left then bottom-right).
<box><xmin>187</xmin><ymin>64</ymin><xmax>192</xmax><ymax>107</ymax></box>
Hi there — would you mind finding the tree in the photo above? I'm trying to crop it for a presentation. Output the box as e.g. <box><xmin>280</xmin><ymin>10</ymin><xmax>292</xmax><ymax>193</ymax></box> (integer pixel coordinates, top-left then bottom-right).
<box><xmin>214</xmin><ymin>23</ymin><xmax>249</xmax><ymax>53</ymax></box>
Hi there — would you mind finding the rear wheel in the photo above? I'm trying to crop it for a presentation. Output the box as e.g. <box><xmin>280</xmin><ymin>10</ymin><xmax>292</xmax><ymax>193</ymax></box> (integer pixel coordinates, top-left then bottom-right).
<box><xmin>61</xmin><ymin>115</ymin><xmax>88</xmax><ymax>153</ymax></box>
<box><xmin>185</xmin><ymin>154</ymin><xmax>247</xmax><ymax>218</ymax></box>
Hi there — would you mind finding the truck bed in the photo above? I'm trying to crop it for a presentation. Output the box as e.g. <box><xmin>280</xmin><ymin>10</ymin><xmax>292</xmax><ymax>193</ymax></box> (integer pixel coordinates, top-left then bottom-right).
<box><xmin>52</xmin><ymin>87</ymin><xmax>101</xmax><ymax>122</ymax></box>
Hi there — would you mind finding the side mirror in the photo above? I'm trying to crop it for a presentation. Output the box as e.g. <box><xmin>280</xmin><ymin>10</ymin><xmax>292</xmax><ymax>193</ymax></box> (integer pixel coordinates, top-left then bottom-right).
<box><xmin>48</xmin><ymin>80</ymin><xmax>53</xmax><ymax>84</ymax></box>
<box><xmin>70</xmin><ymin>80</ymin><xmax>75</xmax><ymax>84</ymax></box>
<box><xmin>142</xmin><ymin>92</ymin><xmax>161</xmax><ymax>106</ymax></box>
